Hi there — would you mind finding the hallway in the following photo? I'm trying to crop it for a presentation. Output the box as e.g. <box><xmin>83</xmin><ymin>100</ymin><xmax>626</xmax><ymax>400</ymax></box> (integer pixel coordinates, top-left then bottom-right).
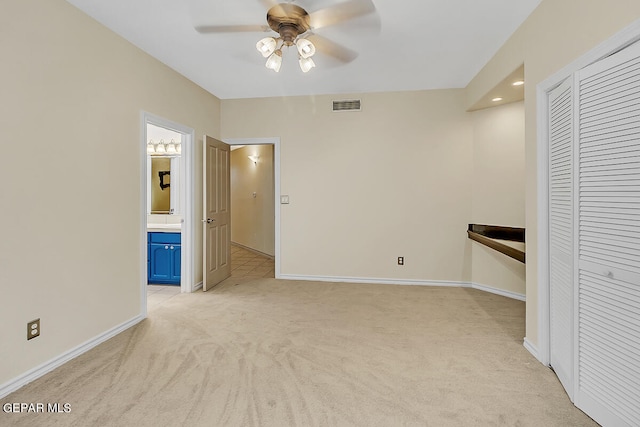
<box><xmin>230</xmin><ymin>244</ymin><xmax>275</xmax><ymax>278</ymax></box>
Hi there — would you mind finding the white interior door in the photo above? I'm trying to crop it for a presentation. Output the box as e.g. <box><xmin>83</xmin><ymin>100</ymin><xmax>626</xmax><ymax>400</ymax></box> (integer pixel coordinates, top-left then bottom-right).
<box><xmin>203</xmin><ymin>135</ymin><xmax>231</xmax><ymax>291</ymax></box>
<box><xmin>548</xmin><ymin>77</ymin><xmax>575</xmax><ymax>399</ymax></box>
<box><xmin>574</xmin><ymin>40</ymin><xmax>640</xmax><ymax>427</ymax></box>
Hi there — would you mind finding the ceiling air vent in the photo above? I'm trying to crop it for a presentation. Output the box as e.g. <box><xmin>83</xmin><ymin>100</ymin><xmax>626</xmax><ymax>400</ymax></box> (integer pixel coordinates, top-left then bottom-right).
<box><xmin>332</xmin><ymin>99</ymin><xmax>361</xmax><ymax>112</ymax></box>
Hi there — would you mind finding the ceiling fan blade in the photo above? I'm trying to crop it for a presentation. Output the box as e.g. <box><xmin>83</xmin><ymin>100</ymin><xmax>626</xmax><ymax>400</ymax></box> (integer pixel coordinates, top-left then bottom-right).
<box><xmin>306</xmin><ymin>34</ymin><xmax>358</xmax><ymax>63</ymax></box>
<box><xmin>195</xmin><ymin>24</ymin><xmax>270</xmax><ymax>33</ymax></box>
<box><xmin>309</xmin><ymin>0</ymin><xmax>377</xmax><ymax>30</ymax></box>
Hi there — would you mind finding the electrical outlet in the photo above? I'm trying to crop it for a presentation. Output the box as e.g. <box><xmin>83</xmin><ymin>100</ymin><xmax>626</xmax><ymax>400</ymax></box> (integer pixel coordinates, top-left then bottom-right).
<box><xmin>397</xmin><ymin>256</ymin><xmax>404</xmax><ymax>266</ymax></box>
<box><xmin>27</xmin><ymin>319</ymin><xmax>40</xmax><ymax>340</ymax></box>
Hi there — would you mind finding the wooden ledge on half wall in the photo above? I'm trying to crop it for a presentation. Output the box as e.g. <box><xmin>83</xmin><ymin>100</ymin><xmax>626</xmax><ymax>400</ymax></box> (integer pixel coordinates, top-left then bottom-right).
<box><xmin>467</xmin><ymin>224</ymin><xmax>526</xmax><ymax>264</ymax></box>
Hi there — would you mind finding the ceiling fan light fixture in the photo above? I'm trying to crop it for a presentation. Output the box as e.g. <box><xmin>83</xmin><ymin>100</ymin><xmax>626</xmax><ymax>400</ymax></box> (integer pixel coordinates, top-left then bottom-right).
<box><xmin>265</xmin><ymin>49</ymin><xmax>283</xmax><ymax>72</ymax></box>
<box><xmin>295</xmin><ymin>38</ymin><xmax>316</xmax><ymax>58</ymax></box>
<box><xmin>202</xmin><ymin>0</ymin><xmax>374</xmax><ymax>75</ymax></box>
<box><xmin>299</xmin><ymin>56</ymin><xmax>315</xmax><ymax>73</ymax></box>
<box><xmin>256</xmin><ymin>37</ymin><xmax>277</xmax><ymax>58</ymax></box>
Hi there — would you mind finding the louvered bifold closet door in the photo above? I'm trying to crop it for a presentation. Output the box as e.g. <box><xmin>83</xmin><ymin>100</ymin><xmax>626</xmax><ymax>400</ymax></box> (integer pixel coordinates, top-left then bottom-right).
<box><xmin>548</xmin><ymin>78</ymin><xmax>575</xmax><ymax>400</ymax></box>
<box><xmin>576</xmin><ymin>40</ymin><xmax>640</xmax><ymax>427</ymax></box>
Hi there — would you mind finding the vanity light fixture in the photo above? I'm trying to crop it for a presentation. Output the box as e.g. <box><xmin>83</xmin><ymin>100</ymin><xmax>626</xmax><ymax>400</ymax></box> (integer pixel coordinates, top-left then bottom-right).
<box><xmin>166</xmin><ymin>139</ymin><xmax>178</xmax><ymax>155</ymax></box>
<box><xmin>512</xmin><ymin>80</ymin><xmax>525</xmax><ymax>86</ymax></box>
<box><xmin>147</xmin><ymin>138</ymin><xmax>182</xmax><ymax>156</ymax></box>
<box><xmin>492</xmin><ymin>97</ymin><xmax>503</xmax><ymax>102</ymax></box>
<box><xmin>155</xmin><ymin>140</ymin><xmax>167</xmax><ymax>154</ymax></box>
<box><xmin>248</xmin><ymin>155</ymin><xmax>260</xmax><ymax>164</ymax></box>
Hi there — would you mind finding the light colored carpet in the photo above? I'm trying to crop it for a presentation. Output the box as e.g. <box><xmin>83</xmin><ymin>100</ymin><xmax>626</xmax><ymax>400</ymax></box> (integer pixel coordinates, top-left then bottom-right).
<box><xmin>2</xmin><ymin>278</ymin><xmax>597</xmax><ymax>426</ymax></box>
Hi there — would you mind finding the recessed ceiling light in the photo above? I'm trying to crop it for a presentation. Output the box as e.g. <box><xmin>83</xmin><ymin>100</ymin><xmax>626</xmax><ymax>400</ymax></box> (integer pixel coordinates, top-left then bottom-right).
<box><xmin>512</xmin><ymin>80</ymin><xmax>525</xmax><ymax>86</ymax></box>
<box><xmin>492</xmin><ymin>97</ymin><xmax>503</xmax><ymax>102</ymax></box>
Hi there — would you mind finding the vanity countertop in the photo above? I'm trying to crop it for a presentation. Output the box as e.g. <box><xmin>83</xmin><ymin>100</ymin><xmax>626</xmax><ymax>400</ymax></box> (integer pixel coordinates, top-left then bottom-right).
<box><xmin>147</xmin><ymin>223</ymin><xmax>181</xmax><ymax>233</ymax></box>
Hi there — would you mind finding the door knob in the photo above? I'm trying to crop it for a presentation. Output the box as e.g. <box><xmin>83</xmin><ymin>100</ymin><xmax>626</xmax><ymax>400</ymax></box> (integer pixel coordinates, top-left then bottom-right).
<box><xmin>206</xmin><ymin>218</ymin><xmax>216</xmax><ymax>224</ymax></box>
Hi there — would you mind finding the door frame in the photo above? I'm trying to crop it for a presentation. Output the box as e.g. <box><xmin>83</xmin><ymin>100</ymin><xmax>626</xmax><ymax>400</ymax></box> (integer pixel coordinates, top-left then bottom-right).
<box><xmin>140</xmin><ymin>112</ymin><xmax>195</xmax><ymax>315</ymax></box>
<box><xmin>535</xmin><ymin>20</ymin><xmax>640</xmax><ymax>366</ymax></box>
<box><xmin>223</xmin><ymin>137</ymin><xmax>281</xmax><ymax>278</ymax></box>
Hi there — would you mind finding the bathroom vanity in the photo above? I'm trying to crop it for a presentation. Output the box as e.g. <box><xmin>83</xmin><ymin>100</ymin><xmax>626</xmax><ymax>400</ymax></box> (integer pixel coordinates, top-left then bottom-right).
<box><xmin>147</xmin><ymin>229</ymin><xmax>181</xmax><ymax>285</ymax></box>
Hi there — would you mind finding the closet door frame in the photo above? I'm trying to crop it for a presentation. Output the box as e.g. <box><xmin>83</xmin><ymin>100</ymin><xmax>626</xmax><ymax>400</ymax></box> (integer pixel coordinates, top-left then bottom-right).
<box><xmin>536</xmin><ymin>19</ymin><xmax>640</xmax><ymax>367</ymax></box>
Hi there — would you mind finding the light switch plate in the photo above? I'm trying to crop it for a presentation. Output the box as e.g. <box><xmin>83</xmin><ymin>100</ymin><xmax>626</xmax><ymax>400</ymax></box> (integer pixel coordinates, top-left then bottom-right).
<box><xmin>280</xmin><ymin>195</ymin><xmax>290</xmax><ymax>204</ymax></box>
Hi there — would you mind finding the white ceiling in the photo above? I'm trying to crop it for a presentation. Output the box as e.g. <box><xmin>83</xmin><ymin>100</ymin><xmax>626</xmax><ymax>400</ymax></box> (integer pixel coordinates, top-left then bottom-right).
<box><xmin>65</xmin><ymin>0</ymin><xmax>541</xmax><ymax>100</ymax></box>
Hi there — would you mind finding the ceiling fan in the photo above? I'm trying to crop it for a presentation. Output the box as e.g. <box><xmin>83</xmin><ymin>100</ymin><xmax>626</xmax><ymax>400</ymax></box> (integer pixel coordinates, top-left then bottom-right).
<box><xmin>194</xmin><ymin>0</ymin><xmax>379</xmax><ymax>73</ymax></box>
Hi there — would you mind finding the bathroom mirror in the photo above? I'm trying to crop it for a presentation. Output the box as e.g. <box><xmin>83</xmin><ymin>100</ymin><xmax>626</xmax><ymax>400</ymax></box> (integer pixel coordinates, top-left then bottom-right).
<box><xmin>146</xmin><ymin>123</ymin><xmax>182</xmax><ymax>215</ymax></box>
<box><xmin>150</xmin><ymin>157</ymin><xmax>171</xmax><ymax>213</ymax></box>
<box><xmin>147</xmin><ymin>154</ymin><xmax>181</xmax><ymax>214</ymax></box>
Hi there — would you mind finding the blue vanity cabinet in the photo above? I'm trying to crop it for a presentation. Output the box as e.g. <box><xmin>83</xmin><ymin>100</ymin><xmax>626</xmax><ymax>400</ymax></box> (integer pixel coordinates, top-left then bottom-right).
<box><xmin>147</xmin><ymin>232</ymin><xmax>181</xmax><ymax>285</ymax></box>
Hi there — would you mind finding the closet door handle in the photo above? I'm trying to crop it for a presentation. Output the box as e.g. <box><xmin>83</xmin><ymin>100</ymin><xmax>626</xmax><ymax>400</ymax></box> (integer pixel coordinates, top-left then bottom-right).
<box><xmin>170</xmin><ymin>246</ymin><xmax>174</xmax><ymax>250</ymax></box>
<box><xmin>164</xmin><ymin>245</ymin><xmax>169</xmax><ymax>250</ymax></box>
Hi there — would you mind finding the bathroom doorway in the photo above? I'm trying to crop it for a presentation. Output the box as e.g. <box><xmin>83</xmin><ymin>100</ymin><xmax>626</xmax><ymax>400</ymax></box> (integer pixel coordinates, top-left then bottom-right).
<box><xmin>141</xmin><ymin>112</ymin><xmax>195</xmax><ymax>315</ymax></box>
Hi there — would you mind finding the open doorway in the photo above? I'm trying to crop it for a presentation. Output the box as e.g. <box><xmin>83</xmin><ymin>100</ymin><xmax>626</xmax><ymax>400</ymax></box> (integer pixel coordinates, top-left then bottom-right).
<box><xmin>224</xmin><ymin>137</ymin><xmax>281</xmax><ymax>278</ymax></box>
<box><xmin>140</xmin><ymin>112</ymin><xmax>195</xmax><ymax>315</ymax></box>
<box><xmin>230</xmin><ymin>144</ymin><xmax>275</xmax><ymax>277</ymax></box>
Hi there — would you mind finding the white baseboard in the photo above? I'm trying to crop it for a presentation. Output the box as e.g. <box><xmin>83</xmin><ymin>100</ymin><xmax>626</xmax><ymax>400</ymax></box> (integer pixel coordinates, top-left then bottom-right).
<box><xmin>279</xmin><ymin>274</ymin><xmax>526</xmax><ymax>301</ymax></box>
<box><xmin>279</xmin><ymin>274</ymin><xmax>469</xmax><ymax>288</ymax></box>
<box><xmin>0</xmin><ymin>315</ymin><xmax>144</xmax><ymax>399</ymax></box>
<box><xmin>470</xmin><ymin>282</ymin><xmax>526</xmax><ymax>301</ymax></box>
<box><xmin>523</xmin><ymin>337</ymin><xmax>541</xmax><ymax>362</ymax></box>
<box><xmin>231</xmin><ymin>241</ymin><xmax>275</xmax><ymax>260</ymax></box>
<box><xmin>192</xmin><ymin>281</ymin><xmax>203</xmax><ymax>292</ymax></box>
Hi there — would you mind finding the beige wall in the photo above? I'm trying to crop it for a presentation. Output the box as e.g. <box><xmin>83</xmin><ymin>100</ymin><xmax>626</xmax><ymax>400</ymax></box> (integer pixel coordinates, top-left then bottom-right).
<box><xmin>0</xmin><ymin>0</ymin><xmax>220</xmax><ymax>386</ymax></box>
<box><xmin>222</xmin><ymin>90</ymin><xmax>474</xmax><ymax>282</ymax></box>
<box><xmin>471</xmin><ymin>102</ymin><xmax>526</xmax><ymax>295</ymax></box>
<box><xmin>230</xmin><ymin>145</ymin><xmax>275</xmax><ymax>256</ymax></box>
<box><xmin>466</xmin><ymin>0</ymin><xmax>640</xmax><ymax>347</ymax></box>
